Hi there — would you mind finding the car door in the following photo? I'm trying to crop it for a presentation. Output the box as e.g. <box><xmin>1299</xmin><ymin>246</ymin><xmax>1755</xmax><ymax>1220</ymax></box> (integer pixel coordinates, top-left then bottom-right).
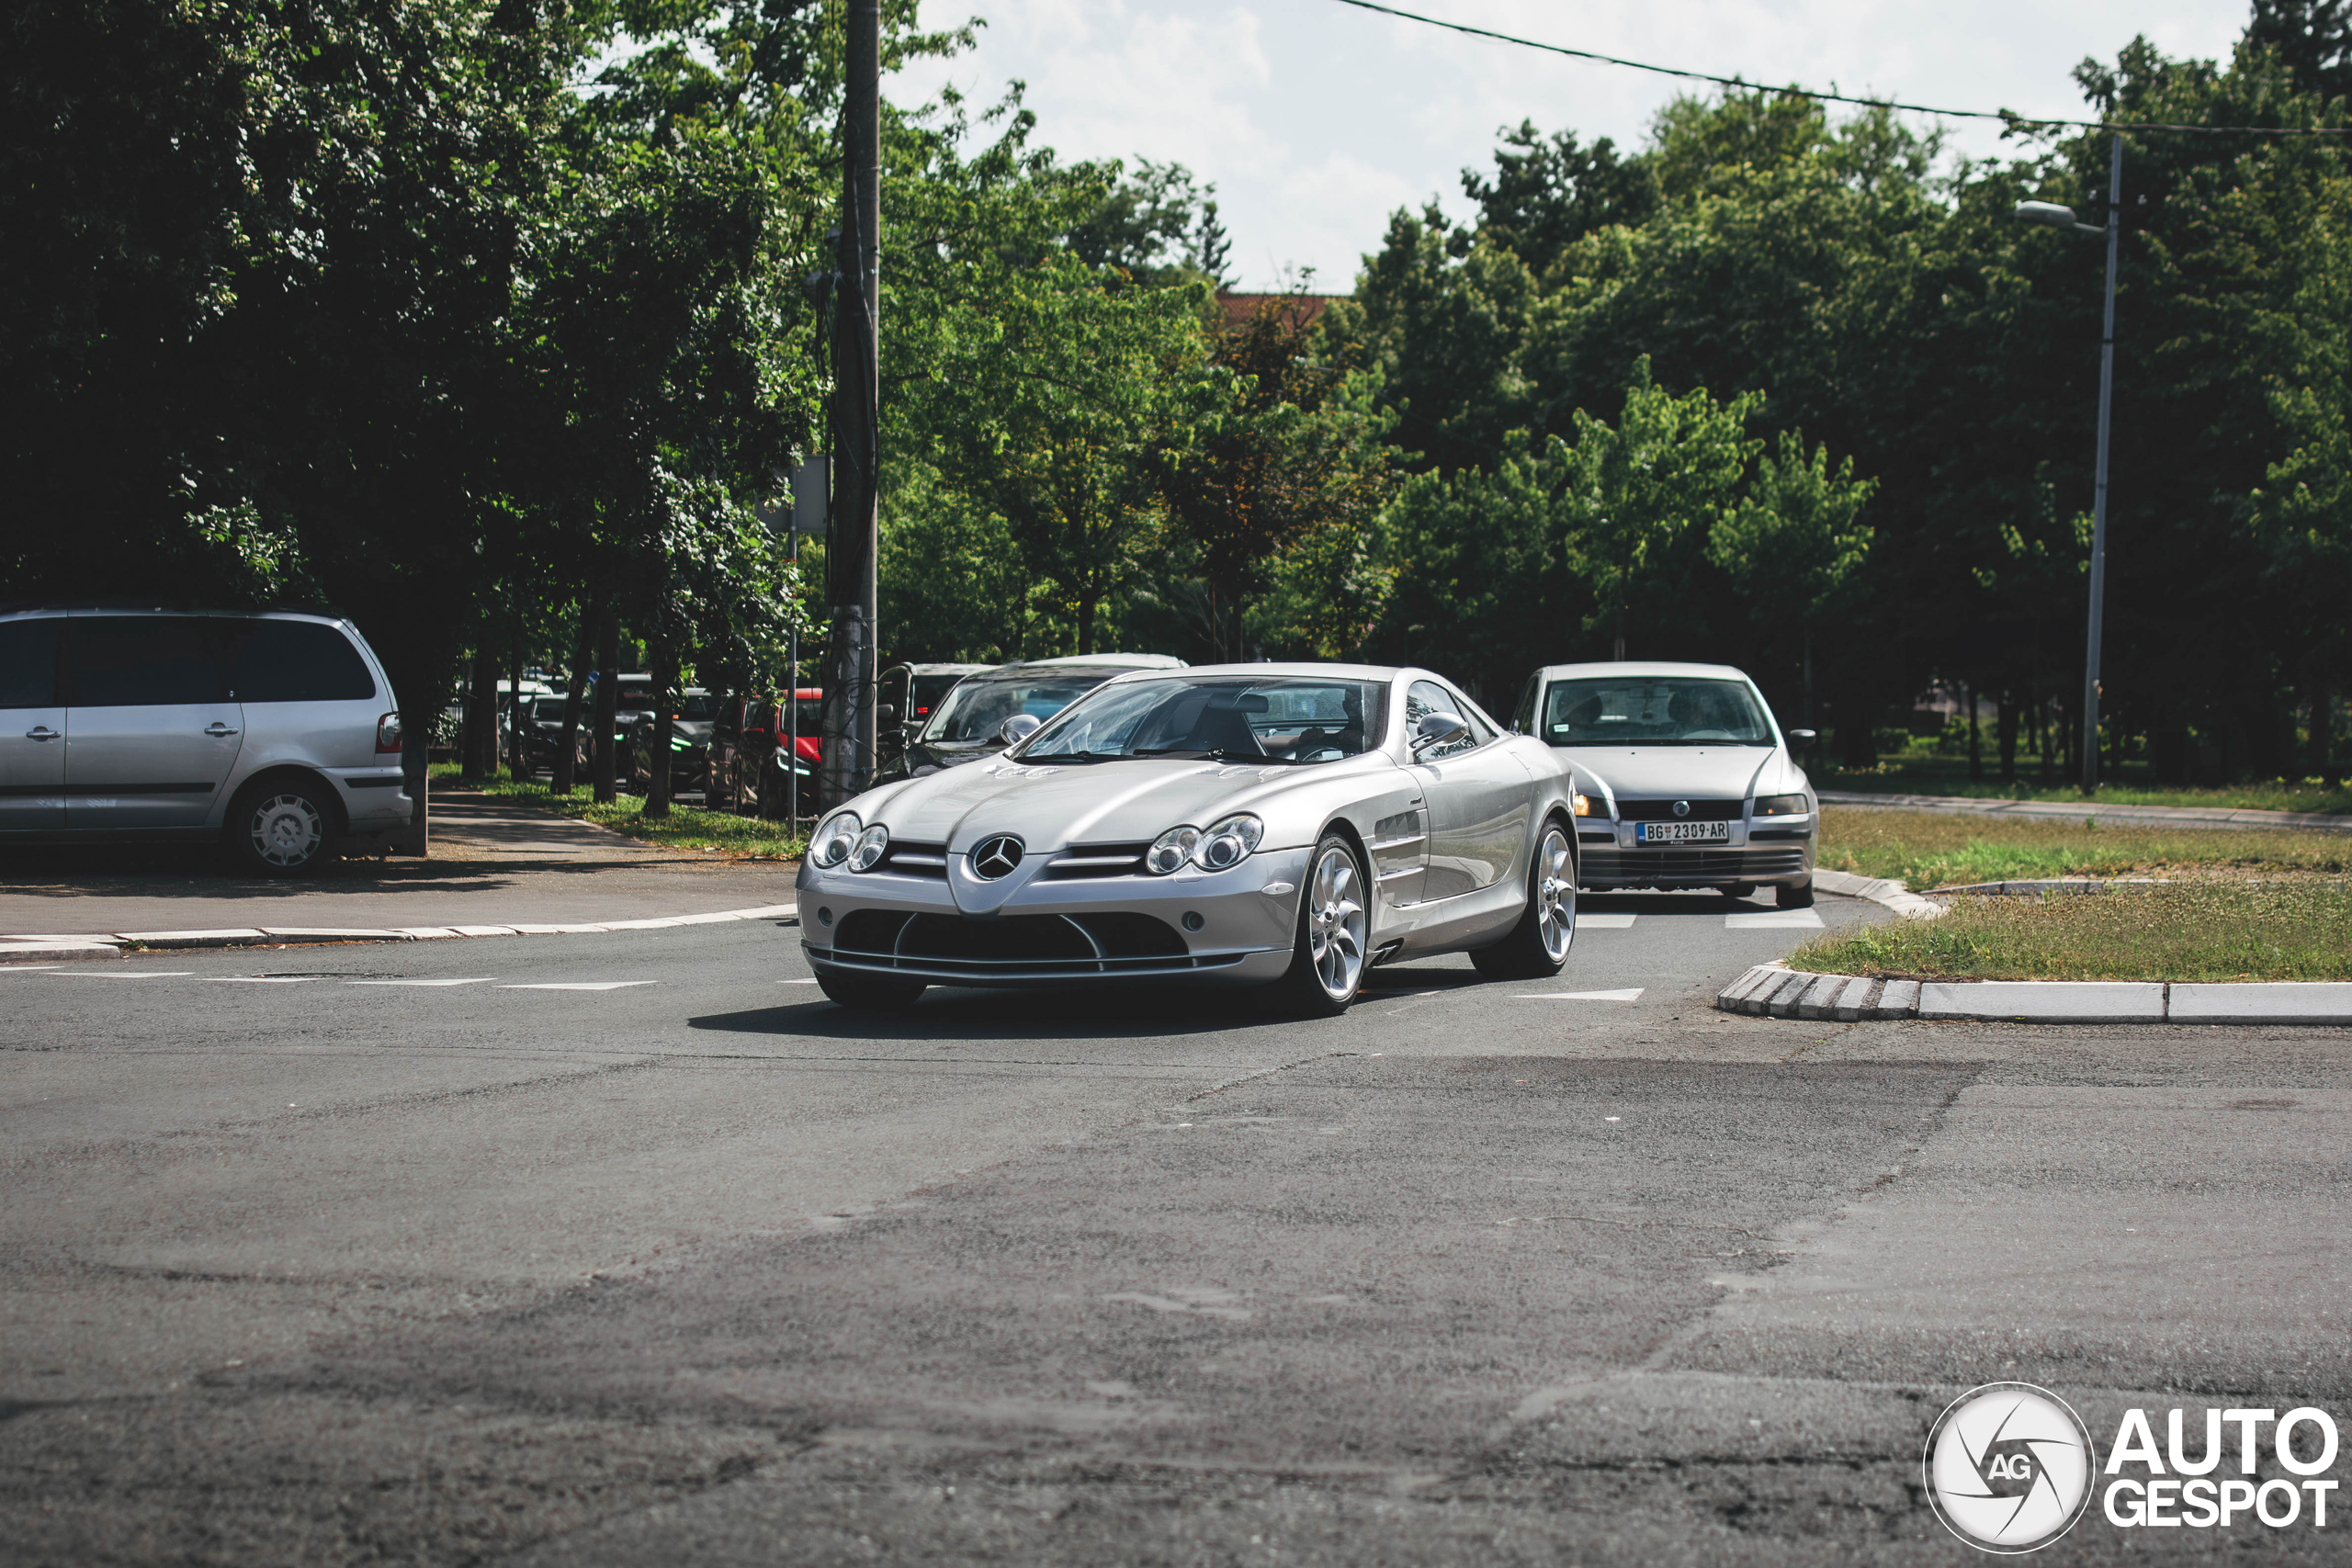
<box><xmin>62</xmin><ymin>615</ymin><xmax>246</xmax><ymax>830</ymax></box>
<box><xmin>1406</xmin><ymin>678</ymin><xmax>1533</xmax><ymax>902</ymax></box>
<box><xmin>0</xmin><ymin>617</ymin><xmax>67</xmax><ymax>831</ymax></box>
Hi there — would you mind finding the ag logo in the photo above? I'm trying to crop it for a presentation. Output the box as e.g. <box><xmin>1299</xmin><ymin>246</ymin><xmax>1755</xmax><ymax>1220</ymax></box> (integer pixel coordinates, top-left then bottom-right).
<box><xmin>1925</xmin><ymin>1382</ymin><xmax>2097</xmax><ymax>1553</ymax></box>
<box><xmin>968</xmin><ymin>834</ymin><xmax>1023</xmax><ymax>880</ymax></box>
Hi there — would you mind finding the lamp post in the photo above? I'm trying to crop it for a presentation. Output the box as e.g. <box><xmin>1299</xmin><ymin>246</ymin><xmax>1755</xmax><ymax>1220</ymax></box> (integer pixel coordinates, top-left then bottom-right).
<box><xmin>2015</xmin><ymin>132</ymin><xmax>2121</xmax><ymax>796</ymax></box>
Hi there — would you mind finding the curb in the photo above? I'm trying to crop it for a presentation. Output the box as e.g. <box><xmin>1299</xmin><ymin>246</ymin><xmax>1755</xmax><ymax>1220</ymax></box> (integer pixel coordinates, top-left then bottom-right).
<box><xmin>0</xmin><ymin>904</ymin><xmax>799</xmax><ymax>963</ymax></box>
<box><xmin>1817</xmin><ymin>789</ymin><xmax>2352</xmax><ymax>834</ymax></box>
<box><xmin>1811</xmin><ymin>867</ymin><xmax>1948</xmax><ymax>919</ymax></box>
<box><xmin>1717</xmin><ymin>963</ymin><xmax>2352</xmax><ymax>1024</ymax></box>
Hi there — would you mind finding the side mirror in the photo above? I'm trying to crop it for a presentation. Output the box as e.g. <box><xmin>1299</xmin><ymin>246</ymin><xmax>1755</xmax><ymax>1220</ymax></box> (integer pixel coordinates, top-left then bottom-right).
<box><xmin>876</xmin><ymin>704</ymin><xmax>898</xmax><ymax>725</ymax></box>
<box><xmin>999</xmin><ymin>713</ymin><xmax>1042</xmax><ymax>746</ymax></box>
<box><xmin>1411</xmin><ymin>711</ymin><xmax>1470</xmax><ymax>753</ymax></box>
<box><xmin>1787</xmin><ymin>728</ymin><xmax>1817</xmax><ymax>746</ymax></box>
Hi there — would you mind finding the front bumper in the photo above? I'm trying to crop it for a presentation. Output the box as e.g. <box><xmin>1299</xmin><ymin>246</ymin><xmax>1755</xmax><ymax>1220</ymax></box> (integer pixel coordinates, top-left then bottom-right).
<box><xmin>797</xmin><ymin>846</ymin><xmax>1307</xmax><ymax>987</ymax></box>
<box><xmin>1575</xmin><ymin>819</ymin><xmax>1814</xmax><ymax>889</ymax></box>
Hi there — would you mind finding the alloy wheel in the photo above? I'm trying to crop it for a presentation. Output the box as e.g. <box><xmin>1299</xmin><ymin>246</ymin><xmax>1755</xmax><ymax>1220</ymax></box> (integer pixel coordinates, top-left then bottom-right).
<box><xmin>1307</xmin><ymin>844</ymin><xmax>1367</xmax><ymax>1000</ymax></box>
<box><xmin>1535</xmin><ymin>825</ymin><xmax>1576</xmax><ymax>962</ymax></box>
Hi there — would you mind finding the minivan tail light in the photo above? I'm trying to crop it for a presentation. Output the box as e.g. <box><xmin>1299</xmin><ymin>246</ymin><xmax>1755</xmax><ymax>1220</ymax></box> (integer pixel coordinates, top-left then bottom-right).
<box><xmin>376</xmin><ymin>713</ymin><xmax>402</xmax><ymax>754</ymax></box>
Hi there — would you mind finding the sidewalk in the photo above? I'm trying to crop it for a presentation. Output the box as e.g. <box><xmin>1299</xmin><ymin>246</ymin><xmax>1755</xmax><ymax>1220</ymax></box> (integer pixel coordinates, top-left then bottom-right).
<box><xmin>1816</xmin><ymin>789</ymin><xmax>2352</xmax><ymax>833</ymax></box>
<box><xmin>0</xmin><ymin>790</ymin><xmax>799</xmax><ymax>950</ymax></box>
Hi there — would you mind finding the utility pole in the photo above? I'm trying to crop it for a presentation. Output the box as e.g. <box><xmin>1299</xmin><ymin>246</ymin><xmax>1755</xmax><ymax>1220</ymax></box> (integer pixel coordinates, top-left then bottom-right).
<box><xmin>822</xmin><ymin>0</ymin><xmax>880</xmax><ymax>808</ymax></box>
<box><xmin>2014</xmin><ymin>131</ymin><xmax>2122</xmax><ymax>797</ymax></box>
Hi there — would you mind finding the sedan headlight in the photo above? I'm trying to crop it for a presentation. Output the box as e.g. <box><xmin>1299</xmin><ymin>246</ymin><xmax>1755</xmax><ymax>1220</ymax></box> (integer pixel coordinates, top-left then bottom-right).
<box><xmin>1147</xmin><ymin>825</ymin><xmax>1201</xmax><ymax>874</ymax></box>
<box><xmin>1573</xmin><ymin>793</ymin><xmax>1595</xmax><ymax>817</ymax></box>
<box><xmin>1754</xmin><ymin>793</ymin><xmax>1808</xmax><ymax>817</ymax></box>
<box><xmin>809</xmin><ymin>811</ymin><xmax>861</xmax><ymax>868</ymax></box>
<box><xmin>849</xmin><ymin>823</ymin><xmax>890</xmax><ymax>872</ymax></box>
<box><xmin>1194</xmin><ymin>813</ymin><xmax>1263</xmax><ymax>872</ymax></box>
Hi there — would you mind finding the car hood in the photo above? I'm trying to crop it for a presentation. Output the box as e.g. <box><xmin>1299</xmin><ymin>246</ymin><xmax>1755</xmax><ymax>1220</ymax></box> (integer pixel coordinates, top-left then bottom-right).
<box><xmin>852</xmin><ymin>752</ymin><xmax>1391</xmax><ymax>854</ymax></box>
<box><xmin>1553</xmin><ymin>746</ymin><xmax>1789</xmax><ymax>803</ymax></box>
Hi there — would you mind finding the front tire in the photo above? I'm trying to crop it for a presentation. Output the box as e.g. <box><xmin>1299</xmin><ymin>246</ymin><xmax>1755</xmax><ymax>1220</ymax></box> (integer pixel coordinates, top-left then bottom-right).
<box><xmin>1471</xmin><ymin>818</ymin><xmax>1575</xmax><ymax>980</ymax></box>
<box><xmin>1268</xmin><ymin>833</ymin><xmax>1370</xmax><ymax>1017</ymax></box>
<box><xmin>1776</xmin><ymin>877</ymin><xmax>1815</xmax><ymax>909</ymax></box>
<box><xmin>227</xmin><ymin>780</ymin><xmax>337</xmax><ymax>877</ymax></box>
<box><xmin>816</xmin><ymin>970</ymin><xmax>926</xmax><ymax>1010</ymax></box>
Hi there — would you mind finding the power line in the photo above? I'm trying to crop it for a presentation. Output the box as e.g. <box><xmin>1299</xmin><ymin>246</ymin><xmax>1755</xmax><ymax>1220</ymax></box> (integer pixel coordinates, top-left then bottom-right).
<box><xmin>1328</xmin><ymin>0</ymin><xmax>2352</xmax><ymax>137</ymax></box>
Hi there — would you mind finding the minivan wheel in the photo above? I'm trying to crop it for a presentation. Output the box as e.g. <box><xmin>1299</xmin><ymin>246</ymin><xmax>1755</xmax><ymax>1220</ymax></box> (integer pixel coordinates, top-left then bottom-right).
<box><xmin>229</xmin><ymin>781</ymin><xmax>337</xmax><ymax>877</ymax></box>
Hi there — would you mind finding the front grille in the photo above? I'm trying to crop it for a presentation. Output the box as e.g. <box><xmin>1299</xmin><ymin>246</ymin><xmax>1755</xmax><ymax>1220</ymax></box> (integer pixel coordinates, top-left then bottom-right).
<box><xmin>1616</xmin><ymin>798</ymin><xmax>1745</xmax><ymax>821</ymax></box>
<box><xmin>826</xmin><ymin>910</ymin><xmax>1204</xmax><ymax>976</ymax></box>
<box><xmin>1042</xmin><ymin>842</ymin><xmax>1149</xmax><ymax>879</ymax></box>
<box><xmin>1582</xmin><ymin>846</ymin><xmax>1808</xmax><ymax>880</ymax></box>
<box><xmin>873</xmin><ymin>840</ymin><xmax>948</xmax><ymax>878</ymax></box>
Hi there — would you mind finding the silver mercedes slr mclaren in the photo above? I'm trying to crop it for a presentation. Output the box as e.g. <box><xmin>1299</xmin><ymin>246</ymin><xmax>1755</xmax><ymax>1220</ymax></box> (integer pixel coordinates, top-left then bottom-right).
<box><xmin>796</xmin><ymin>664</ymin><xmax>1594</xmax><ymax>1015</ymax></box>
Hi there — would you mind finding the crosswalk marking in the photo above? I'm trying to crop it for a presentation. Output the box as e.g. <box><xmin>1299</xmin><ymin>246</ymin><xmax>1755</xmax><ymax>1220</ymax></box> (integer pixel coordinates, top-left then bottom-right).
<box><xmin>209</xmin><ymin>976</ymin><xmax>317</xmax><ymax>984</ymax></box>
<box><xmin>500</xmin><ymin>981</ymin><xmax>656</xmax><ymax>991</ymax></box>
<box><xmin>346</xmin><ymin>977</ymin><xmax>498</xmax><ymax>987</ymax></box>
<box><xmin>1575</xmin><ymin>913</ymin><xmax>1636</xmax><ymax>929</ymax></box>
<box><xmin>1725</xmin><ymin>909</ymin><xmax>1825</xmax><ymax>930</ymax></box>
<box><xmin>1513</xmin><ymin>987</ymin><xmax>1645</xmax><ymax>1001</ymax></box>
<box><xmin>38</xmin><ymin>971</ymin><xmax>192</xmax><ymax>979</ymax></box>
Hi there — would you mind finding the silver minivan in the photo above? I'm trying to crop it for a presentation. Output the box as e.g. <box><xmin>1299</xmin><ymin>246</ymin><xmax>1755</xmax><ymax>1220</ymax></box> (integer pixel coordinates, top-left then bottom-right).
<box><xmin>0</xmin><ymin>608</ymin><xmax>412</xmax><ymax>874</ymax></box>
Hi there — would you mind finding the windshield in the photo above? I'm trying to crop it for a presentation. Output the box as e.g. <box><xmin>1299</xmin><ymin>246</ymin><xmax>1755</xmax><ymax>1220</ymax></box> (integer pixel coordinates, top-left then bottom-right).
<box><xmin>920</xmin><ymin>674</ymin><xmax>1105</xmax><ymax>742</ymax></box>
<box><xmin>1018</xmin><ymin>675</ymin><xmax>1385</xmax><ymax>764</ymax></box>
<box><xmin>1541</xmin><ymin>677</ymin><xmax>1775</xmax><ymax>747</ymax></box>
<box><xmin>532</xmin><ymin>698</ymin><xmax>567</xmax><ymax>721</ymax></box>
<box><xmin>675</xmin><ymin>694</ymin><xmax>720</xmax><ymax>721</ymax></box>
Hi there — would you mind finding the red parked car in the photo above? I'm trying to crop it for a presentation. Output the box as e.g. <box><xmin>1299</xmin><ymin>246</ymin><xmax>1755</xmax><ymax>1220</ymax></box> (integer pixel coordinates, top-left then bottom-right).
<box><xmin>712</xmin><ymin>688</ymin><xmax>822</xmax><ymax>818</ymax></box>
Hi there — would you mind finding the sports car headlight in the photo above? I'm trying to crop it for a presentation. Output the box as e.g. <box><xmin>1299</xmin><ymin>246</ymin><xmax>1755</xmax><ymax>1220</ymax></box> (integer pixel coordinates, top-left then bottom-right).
<box><xmin>849</xmin><ymin>823</ymin><xmax>890</xmax><ymax>872</ymax></box>
<box><xmin>1753</xmin><ymin>793</ymin><xmax>1808</xmax><ymax>817</ymax></box>
<box><xmin>1194</xmin><ymin>813</ymin><xmax>1263</xmax><ymax>872</ymax></box>
<box><xmin>1147</xmin><ymin>825</ymin><xmax>1201</xmax><ymax>874</ymax></box>
<box><xmin>808</xmin><ymin>811</ymin><xmax>861</xmax><ymax>868</ymax></box>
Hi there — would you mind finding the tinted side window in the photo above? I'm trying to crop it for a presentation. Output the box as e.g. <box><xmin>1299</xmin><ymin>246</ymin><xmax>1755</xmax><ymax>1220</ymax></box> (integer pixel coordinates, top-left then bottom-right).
<box><xmin>0</xmin><ymin>619</ymin><xmax>60</xmax><ymax>708</ymax></box>
<box><xmin>228</xmin><ymin>620</ymin><xmax>377</xmax><ymax>702</ymax></box>
<box><xmin>67</xmin><ymin>617</ymin><xmax>231</xmax><ymax>706</ymax></box>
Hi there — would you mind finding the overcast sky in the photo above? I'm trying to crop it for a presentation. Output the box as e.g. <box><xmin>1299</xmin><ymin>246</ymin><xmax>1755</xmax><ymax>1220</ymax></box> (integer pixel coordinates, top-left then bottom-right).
<box><xmin>888</xmin><ymin>1</ymin><xmax>2250</xmax><ymax>289</ymax></box>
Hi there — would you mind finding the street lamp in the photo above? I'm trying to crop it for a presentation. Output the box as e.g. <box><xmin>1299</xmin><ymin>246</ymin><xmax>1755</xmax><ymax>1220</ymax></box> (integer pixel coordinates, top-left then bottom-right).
<box><xmin>2015</xmin><ymin>133</ymin><xmax>2122</xmax><ymax>796</ymax></box>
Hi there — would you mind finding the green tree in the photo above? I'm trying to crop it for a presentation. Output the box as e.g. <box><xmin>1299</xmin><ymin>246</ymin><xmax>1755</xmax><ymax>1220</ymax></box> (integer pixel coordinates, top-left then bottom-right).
<box><xmin>1707</xmin><ymin>431</ymin><xmax>1878</xmax><ymax>723</ymax></box>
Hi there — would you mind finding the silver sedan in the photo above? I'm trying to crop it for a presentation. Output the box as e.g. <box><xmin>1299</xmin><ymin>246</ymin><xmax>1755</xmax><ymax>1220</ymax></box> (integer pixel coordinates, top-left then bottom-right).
<box><xmin>797</xmin><ymin>664</ymin><xmax>1589</xmax><ymax>1015</ymax></box>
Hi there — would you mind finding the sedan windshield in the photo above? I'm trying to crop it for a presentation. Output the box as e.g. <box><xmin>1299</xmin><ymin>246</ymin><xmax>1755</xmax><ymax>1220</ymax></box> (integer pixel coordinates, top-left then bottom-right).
<box><xmin>920</xmin><ymin>674</ymin><xmax>1105</xmax><ymax>742</ymax></box>
<box><xmin>1019</xmin><ymin>676</ymin><xmax>1384</xmax><ymax>764</ymax></box>
<box><xmin>1542</xmin><ymin>677</ymin><xmax>1774</xmax><ymax>747</ymax></box>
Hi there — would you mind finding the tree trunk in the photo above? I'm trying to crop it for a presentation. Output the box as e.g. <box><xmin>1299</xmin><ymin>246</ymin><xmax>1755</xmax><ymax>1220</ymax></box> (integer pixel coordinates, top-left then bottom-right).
<box><xmin>1996</xmin><ymin>694</ymin><xmax>2018</xmax><ymax>782</ymax></box>
<box><xmin>552</xmin><ymin>604</ymin><xmax>595</xmax><ymax>796</ymax></box>
<box><xmin>646</xmin><ymin>622</ymin><xmax>677</xmax><ymax>819</ymax></box>
<box><xmin>2311</xmin><ymin>682</ymin><xmax>2336</xmax><ymax>785</ymax></box>
<box><xmin>1966</xmin><ymin>682</ymin><xmax>1981</xmax><ymax>780</ymax></box>
<box><xmin>1801</xmin><ymin>626</ymin><xmax>1815</xmax><ymax>727</ymax></box>
<box><xmin>1078</xmin><ymin>592</ymin><xmax>1097</xmax><ymax>657</ymax></box>
<box><xmin>592</xmin><ymin>608</ymin><xmax>620</xmax><ymax>805</ymax></box>
<box><xmin>466</xmin><ymin>626</ymin><xmax>499</xmax><ymax>781</ymax></box>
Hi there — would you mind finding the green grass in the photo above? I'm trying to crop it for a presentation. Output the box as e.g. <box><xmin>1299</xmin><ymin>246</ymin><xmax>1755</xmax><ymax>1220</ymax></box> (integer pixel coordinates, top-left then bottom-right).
<box><xmin>1790</xmin><ymin>881</ymin><xmax>2352</xmax><ymax>982</ymax></box>
<box><xmin>1816</xmin><ymin>756</ymin><xmax>2352</xmax><ymax>816</ymax></box>
<box><xmin>449</xmin><ymin>773</ymin><xmax>808</xmax><ymax>861</ymax></box>
<box><xmin>1818</xmin><ymin>807</ymin><xmax>2352</xmax><ymax>890</ymax></box>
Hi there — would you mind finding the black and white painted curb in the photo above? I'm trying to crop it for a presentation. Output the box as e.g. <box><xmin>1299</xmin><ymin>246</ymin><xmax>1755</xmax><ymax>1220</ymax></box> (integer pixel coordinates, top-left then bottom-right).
<box><xmin>0</xmin><ymin>904</ymin><xmax>798</xmax><ymax>961</ymax></box>
<box><xmin>1719</xmin><ymin>962</ymin><xmax>2352</xmax><ymax>1024</ymax></box>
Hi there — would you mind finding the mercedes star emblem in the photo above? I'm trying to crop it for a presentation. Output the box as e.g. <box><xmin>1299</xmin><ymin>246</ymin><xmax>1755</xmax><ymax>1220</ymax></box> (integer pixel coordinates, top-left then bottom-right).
<box><xmin>969</xmin><ymin>834</ymin><xmax>1024</xmax><ymax>880</ymax></box>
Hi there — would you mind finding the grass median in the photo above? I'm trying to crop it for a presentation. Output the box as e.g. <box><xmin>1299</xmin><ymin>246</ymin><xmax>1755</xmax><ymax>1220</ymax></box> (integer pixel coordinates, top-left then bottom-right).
<box><xmin>1791</xmin><ymin>882</ymin><xmax>2352</xmax><ymax>982</ymax></box>
<box><xmin>1817</xmin><ymin>758</ymin><xmax>2352</xmax><ymax>816</ymax></box>
<box><xmin>450</xmin><ymin>773</ymin><xmax>808</xmax><ymax>861</ymax></box>
<box><xmin>1817</xmin><ymin>807</ymin><xmax>2352</xmax><ymax>889</ymax></box>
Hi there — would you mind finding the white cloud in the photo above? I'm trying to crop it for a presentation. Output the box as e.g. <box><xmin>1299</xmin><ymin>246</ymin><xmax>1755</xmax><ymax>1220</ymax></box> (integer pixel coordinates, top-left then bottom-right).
<box><xmin>891</xmin><ymin>0</ymin><xmax>2253</xmax><ymax>288</ymax></box>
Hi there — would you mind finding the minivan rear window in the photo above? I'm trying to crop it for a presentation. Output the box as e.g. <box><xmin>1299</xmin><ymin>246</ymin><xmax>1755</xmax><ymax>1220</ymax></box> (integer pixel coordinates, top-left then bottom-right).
<box><xmin>0</xmin><ymin>619</ymin><xmax>59</xmax><ymax>708</ymax></box>
<box><xmin>66</xmin><ymin>617</ymin><xmax>232</xmax><ymax>706</ymax></box>
<box><xmin>228</xmin><ymin>620</ymin><xmax>377</xmax><ymax>702</ymax></box>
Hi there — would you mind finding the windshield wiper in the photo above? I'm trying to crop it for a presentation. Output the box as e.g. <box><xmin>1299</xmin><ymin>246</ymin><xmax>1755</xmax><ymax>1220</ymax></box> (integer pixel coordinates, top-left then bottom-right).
<box><xmin>1017</xmin><ymin>750</ymin><xmax>1118</xmax><ymax>764</ymax></box>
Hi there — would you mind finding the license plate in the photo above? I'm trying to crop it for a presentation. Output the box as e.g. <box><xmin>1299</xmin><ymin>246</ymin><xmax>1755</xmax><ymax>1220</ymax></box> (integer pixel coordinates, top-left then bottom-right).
<box><xmin>1635</xmin><ymin>819</ymin><xmax>1730</xmax><ymax>844</ymax></box>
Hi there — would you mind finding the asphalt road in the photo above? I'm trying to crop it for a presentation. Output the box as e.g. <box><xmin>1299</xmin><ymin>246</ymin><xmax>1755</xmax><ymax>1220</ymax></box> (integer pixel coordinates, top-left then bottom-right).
<box><xmin>5</xmin><ymin>888</ymin><xmax>2348</xmax><ymax>1565</ymax></box>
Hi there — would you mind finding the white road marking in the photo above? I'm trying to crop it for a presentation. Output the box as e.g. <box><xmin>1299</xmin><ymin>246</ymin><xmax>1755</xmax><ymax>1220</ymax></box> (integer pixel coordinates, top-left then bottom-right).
<box><xmin>0</xmin><ymin>965</ymin><xmax>65</xmax><ymax>972</ymax></box>
<box><xmin>1575</xmin><ymin>913</ymin><xmax>1637</xmax><ymax>928</ymax></box>
<box><xmin>500</xmin><ymin>981</ymin><xmax>656</xmax><ymax>991</ymax></box>
<box><xmin>1512</xmin><ymin>988</ymin><xmax>1645</xmax><ymax>1002</ymax></box>
<box><xmin>346</xmin><ymin>977</ymin><xmax>498</xmax><ymax>987</ymax></box>
<box><xmin>209</xmin><ymin>976</ymin><xmax>318</xmax><ymax>984</ymax></box>
<box><xmin>1725</xmin><ymin>909</ymin><xmax>1825</xmax><ymax>929</ymax></box>
<box><xmin>40</xmin><ymin>971</ymin><xmax>193</xmax><ymax>979</ymax></box>
<box><xmin>783</xmin><ymin>978</ymin><xmax>820</xmax><ymax>985</ymax></box>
